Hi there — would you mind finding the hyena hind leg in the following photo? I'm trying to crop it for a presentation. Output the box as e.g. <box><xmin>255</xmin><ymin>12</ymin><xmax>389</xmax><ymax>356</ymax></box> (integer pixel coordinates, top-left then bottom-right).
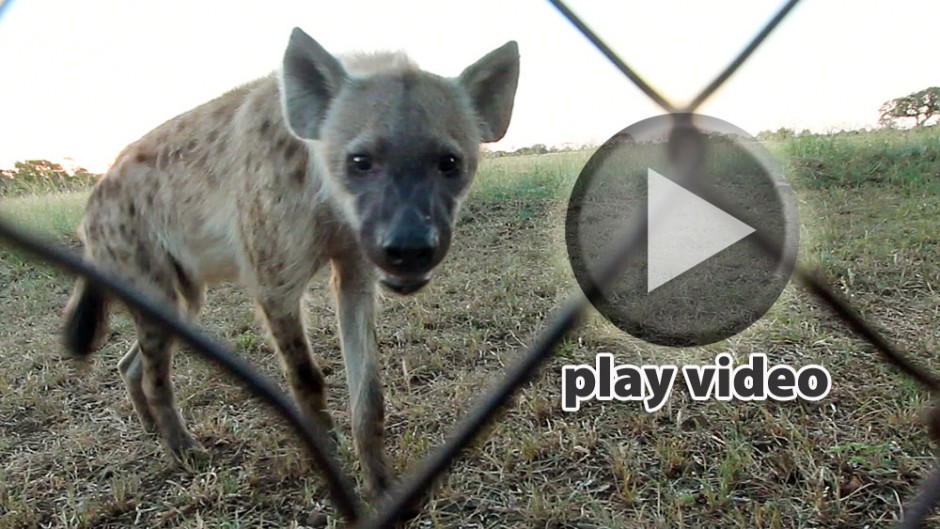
<box><xmin>115</xmin><ymin>250</ymin><xmax>208</xmax><ymax>465</ymax></box>
<box><xmin>131</xmin><ymin>313</ymin><xmax>207</xmax><ymax>465</ymax></box>
<box><xmin>117</xmin><ymin>342</ymin><xmax>156</xmax><ymax>433</ymax></box>
<box><xmin>118</xmin><ymin>267</ymin><xmax>205</xmax><ymax>437</ymax></box>
<box><xmin>174</xmin><ymin>260</ymin><xmax>207</xmax><ymax>321</ymax></box>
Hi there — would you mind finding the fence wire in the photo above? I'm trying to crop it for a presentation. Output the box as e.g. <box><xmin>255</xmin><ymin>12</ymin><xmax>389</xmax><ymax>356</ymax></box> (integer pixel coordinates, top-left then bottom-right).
<box><xmin>1</xmin><ymin>0</ymin><xmax>938</xmax><ymax>528</ymax></box>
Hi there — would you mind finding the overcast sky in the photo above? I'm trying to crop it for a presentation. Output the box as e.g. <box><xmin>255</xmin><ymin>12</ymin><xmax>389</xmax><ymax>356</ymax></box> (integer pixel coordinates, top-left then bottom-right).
<box><xmin>0</xmin><ymin>1</ymin><xmax>937</xmax><ymax>173</ymax></box>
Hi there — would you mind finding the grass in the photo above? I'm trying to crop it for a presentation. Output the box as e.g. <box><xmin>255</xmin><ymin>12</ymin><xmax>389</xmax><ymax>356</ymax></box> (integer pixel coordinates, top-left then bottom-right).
<box><xmin>0</xmin><ymin>127</ymin><xmax>938</xmax><ymax>528</ymax></box>
<box><xmin>0</xmin><ymin>191</ymin><xmax>89</xmax><ymax>292</ymax></box>
<box><xmin>0</xmin><ymin>191</ymin><xmax>89</xmax><ymax>238</ymax></box>
<box><xmin>763</xmin><ymin>126</ymin><xmax>940</xmax><ymax>191</ymax></box>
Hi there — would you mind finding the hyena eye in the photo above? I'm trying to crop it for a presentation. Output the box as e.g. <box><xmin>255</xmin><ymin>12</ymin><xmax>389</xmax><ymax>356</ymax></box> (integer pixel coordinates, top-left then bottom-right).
<box><xmin>348</xmin><ymin>154</ymin><xmax>373</xmax><ymax>174</ymax></box>
<box><xmin>437</xmin><ymin>154</ymin><xmax>460</xmax><ymax>176</ymax></box>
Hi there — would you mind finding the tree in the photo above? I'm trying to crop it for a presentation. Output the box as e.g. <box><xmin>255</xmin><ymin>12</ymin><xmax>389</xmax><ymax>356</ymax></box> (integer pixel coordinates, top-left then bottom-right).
<box><xmin>756</xmin><ymin>128</ymin><xmax>795</xmax><ymax>141</ymax></box>
<box><xmin>879</xmin><ymin>87</ymin><xmax>940</xmax><ymax>128</ymax></box>
<box><xmin>13</xmin><ymin>159</ymin><xmax>72</xmax><ymax>182</ymax></box>
<box><xmin>0</xmin><ymin>159</ymin><xmax>99</xmax><ymax>197</ymax></box>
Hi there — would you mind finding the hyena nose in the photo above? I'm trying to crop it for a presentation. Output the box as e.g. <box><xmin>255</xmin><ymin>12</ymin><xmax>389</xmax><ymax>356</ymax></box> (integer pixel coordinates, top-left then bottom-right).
<box><xmin>383</xmin><ymin>229</ymin><xmax>438</xmax><ymax>272</ymax></box>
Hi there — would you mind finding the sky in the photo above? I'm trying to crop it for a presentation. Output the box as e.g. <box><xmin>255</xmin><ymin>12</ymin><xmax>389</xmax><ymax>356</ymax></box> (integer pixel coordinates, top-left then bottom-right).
<box><xmin>0</xmin><ymin>0</ymin><xmax>937</xmax><ymax>173</ymax></box>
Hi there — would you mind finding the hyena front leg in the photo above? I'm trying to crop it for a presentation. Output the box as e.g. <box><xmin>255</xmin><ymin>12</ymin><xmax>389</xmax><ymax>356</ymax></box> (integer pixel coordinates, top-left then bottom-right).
<box><xmin>258</xmin><ymin>294</ymin><xmax>336</xmax><ymax>435</ymax></box>
<box><xmin>331</xmin><ymin>256</ymin><xmax>392</xmax><ymax>499</ymax></box>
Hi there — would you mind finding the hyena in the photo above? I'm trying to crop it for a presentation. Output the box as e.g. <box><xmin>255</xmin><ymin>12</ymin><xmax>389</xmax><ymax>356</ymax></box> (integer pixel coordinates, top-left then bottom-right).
<box><xmin>62</xmin><ymin>27</ymin><xmax>519</xmax><ymax>499</ymax></box>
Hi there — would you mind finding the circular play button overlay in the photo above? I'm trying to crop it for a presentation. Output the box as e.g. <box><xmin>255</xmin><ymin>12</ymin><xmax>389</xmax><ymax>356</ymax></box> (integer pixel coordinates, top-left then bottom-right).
<box><xmin>565</xmin><ymin>113</ymin><xmax>799</xmax><ymax>347</ymax></box>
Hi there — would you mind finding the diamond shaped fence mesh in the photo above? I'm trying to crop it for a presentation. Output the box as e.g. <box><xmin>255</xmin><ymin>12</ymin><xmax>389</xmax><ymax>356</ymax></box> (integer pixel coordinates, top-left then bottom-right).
<box><xmin>0</xmin><ymin>1</ymin><xmax>937</xmax><ymax>527</ymax></box>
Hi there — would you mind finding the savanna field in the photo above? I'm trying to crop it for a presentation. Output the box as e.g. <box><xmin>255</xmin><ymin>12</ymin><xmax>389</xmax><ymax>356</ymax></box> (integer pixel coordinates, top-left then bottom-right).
<box><xmin>1</xmin><ymin>127</ymin><xmax>939</xmax><ymax>528</ymax></box>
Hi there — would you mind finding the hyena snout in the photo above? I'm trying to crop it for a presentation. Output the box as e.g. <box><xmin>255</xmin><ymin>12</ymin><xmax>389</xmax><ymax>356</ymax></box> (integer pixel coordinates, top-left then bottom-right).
<box><xmin>381</xmin><ymin>223</ymin><xmax>439</xmax><ymax>273</ymax></box>
<box><xmin>369</xmin><ymin>209</ymin><xmax>451</xmax><ymax>295</ymax></box>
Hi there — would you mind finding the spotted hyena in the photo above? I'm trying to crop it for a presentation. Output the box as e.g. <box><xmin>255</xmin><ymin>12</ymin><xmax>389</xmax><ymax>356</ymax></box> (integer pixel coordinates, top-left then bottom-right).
<box><xmin>62</xmin><ymin>27</ymin><xmax>520</xmax><ymax>500</ymax></box>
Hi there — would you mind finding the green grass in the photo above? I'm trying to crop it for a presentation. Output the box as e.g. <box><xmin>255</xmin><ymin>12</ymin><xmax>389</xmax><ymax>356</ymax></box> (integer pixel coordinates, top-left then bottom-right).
<box><xmin>0</xmin><ymin>190</ymin><xmax>89</xmax><ymax>239</ymax></box>
<box><xmin>0</xmin><ymin>126</ymin><xmax>938</xmax><ymax>528</ymax></box>
<box><xmin>764</xmin><ymin>126</ymin><xmax>940</xmax><ymax>190</ymax></box>
<box><xmin>476</xmin><ymin>150</ymin><xmax>590</xmax><ymax>201</ymax></box>
<box><xmin>0</xmin><ymin>191</ymin><xmax>89</xmax><ymax>280</ymax></box>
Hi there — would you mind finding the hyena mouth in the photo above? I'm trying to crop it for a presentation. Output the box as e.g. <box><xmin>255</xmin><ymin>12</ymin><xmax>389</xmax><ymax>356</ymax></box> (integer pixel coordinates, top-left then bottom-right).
<box><xmin>379</xmin><ymin>273</ymin><xmax>431</xmax><ymax>295</ymax></box>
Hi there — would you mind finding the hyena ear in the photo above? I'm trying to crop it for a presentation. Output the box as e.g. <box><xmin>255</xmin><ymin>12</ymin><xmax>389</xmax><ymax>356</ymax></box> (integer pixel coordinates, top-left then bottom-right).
<box><xmin>457</xmin><ymin>41</ymin><xmax>520</xmax><ymax>143</ymax></box>
<box><xmin>278</xmin><ymin>27</ymin><xmax>348</xmax><ymax>140</ymax></box>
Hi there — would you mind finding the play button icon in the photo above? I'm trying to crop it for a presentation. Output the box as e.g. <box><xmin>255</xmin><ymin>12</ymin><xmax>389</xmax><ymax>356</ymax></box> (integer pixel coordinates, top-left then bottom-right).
<box><xmin>647</xmin><ymin>168</ymin><xmax>755</xmax><ymax>293</ymax></box>
<box><xmin>565</xmin><ymin>114</ymin><xmax>799</xmax><ymax>347</ymax></box>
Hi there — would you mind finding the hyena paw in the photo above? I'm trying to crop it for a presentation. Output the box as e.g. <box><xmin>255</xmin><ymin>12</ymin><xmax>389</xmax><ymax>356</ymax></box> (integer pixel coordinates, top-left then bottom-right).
<box><xmin>125</xmin><ymin>396</ymin><xmax>158</xmax><ymax>434</ymax></box>
<box><xmin>313</xmin><ymin>409</ymin><xmax>336</xmax><ymax>432</ymax></box>
<box><xmin>363</xmin><ymin>481</ymin><xmax>391</xmax><ymax>506</ymax></box>
<box><xmin>309</xmin><ymin>410</ymin><xmax>340</xmax><ymax>450</ymax></box>
<box><xmin>137</xmin><ymin>413</ymin><xmax>158</xmax><ymax>434</ymax></box>
<box><xmin>165</xmin><ymin>432</ymin><xmax>209</xmax><ymax>469</ymax></box>
<box><xmin>364</xmin><ymin>474</ymin><xmax>427</xmax><ymax>522</ymax></box>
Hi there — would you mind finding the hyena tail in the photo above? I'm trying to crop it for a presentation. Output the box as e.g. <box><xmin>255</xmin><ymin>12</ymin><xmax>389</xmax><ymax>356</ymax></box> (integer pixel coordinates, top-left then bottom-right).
<box><xmin>63</xmin><ymin>279</ymin><xmax>111</xmax><ymax>356</ymax></box>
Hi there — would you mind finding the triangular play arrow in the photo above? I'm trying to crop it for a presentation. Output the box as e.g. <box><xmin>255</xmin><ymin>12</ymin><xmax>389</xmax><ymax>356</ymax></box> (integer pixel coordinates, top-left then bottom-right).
<box><xmin>647</xmin><ymin>168</ymin><xmax>755</xmax><ymax>293</ymax></box>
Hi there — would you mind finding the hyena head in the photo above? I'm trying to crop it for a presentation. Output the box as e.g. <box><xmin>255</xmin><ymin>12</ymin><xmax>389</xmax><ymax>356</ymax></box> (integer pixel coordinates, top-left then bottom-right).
<box><xmin>278</xmin><ymin>28</ymin><xmax>520</xmax><ymax>295</ymax></box>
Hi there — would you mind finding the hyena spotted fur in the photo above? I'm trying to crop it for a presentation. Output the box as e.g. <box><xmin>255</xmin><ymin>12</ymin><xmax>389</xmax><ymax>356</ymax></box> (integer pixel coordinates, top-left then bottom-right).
<box><xmin>62</xmin><ymin>27</ymin><xmax>519</xmax><ymax>500</ymax></box>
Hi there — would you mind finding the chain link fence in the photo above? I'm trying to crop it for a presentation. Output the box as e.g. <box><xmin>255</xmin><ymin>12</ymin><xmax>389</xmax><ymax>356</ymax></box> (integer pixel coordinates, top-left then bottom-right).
<box><xmin>1</xmin><ymin>0</ymin><xmax>937</xmax><ymax>527</ymax></box>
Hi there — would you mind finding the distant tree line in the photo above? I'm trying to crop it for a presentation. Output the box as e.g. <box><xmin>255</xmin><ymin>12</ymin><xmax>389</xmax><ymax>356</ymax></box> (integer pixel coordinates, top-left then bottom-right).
<box><xmin>756</xmin><ymin>128</ymin><xmax>818</xmax><ymax>141</ymax></box>
<box><xmin>483</xmin><ymin>142</ymin><xmax>593</xmax><ymax>158</ymax></box>
<box><xmin>0</xmin><ymin>159</ymin><xmax>100</xmax><ymax>197</ymax></box>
